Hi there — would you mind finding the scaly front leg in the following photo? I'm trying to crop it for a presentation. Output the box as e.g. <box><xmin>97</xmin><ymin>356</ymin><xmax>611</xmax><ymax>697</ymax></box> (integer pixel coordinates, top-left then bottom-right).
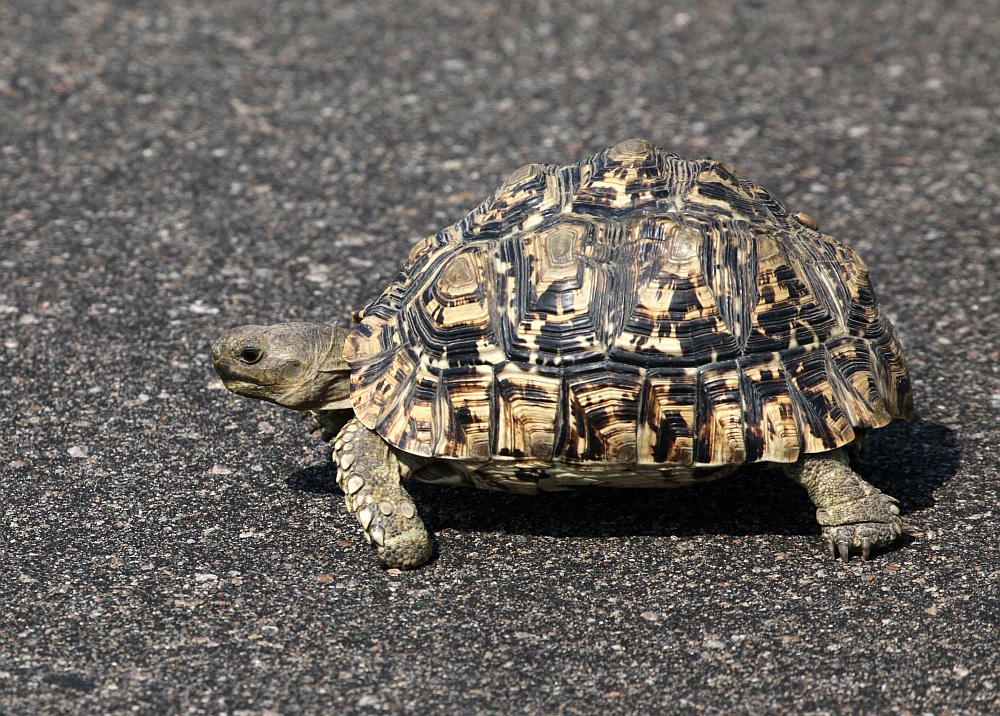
<box><xmin>332</xmin><ymin>418</ymin><xmax>434</xmax><ymax>569</ymax></box>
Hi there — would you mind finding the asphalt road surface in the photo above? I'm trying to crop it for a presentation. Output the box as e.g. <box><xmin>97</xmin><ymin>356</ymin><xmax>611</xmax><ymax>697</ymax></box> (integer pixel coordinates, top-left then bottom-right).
<box><xmin>2</xmin><ymin>1</ymin><xmax>998</xmax><ymax>714</ymax></box>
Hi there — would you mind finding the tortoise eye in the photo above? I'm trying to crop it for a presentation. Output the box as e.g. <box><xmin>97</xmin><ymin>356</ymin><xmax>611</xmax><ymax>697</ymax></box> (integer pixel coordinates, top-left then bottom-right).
<box><xmin>238</xmin><ymin>344</ymin><xmax>263</xmax><ymax>364</ymax></box>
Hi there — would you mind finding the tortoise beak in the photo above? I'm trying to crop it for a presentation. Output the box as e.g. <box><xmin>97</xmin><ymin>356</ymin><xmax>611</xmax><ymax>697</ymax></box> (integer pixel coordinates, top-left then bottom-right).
<box><xmin>210</xmin><ymin>336</ymin><xmax>235</xmax><ymax>379</ymax></box>
<box><xmin>210</xmin><ymin>335</ymin><xmax>255</xmax><ymax>388</ymax></box>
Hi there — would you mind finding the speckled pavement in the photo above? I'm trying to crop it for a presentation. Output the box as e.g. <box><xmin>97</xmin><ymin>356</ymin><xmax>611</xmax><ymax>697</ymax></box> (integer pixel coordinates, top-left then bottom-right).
<box><xmin>2</xmin><ymin>2</ymin><xmax>998</xmax><ymax>714</ymax></box>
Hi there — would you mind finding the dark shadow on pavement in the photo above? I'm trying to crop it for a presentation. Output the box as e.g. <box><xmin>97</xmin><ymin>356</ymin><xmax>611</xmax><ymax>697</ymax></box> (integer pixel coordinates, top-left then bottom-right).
<box><xmin>286</xmin><ymin>460</ymin><xmax>340</xmax><ymax>495</ymax></box>
<box><xmin>282</xmin><ymin>418</ymin><xmax>958</xmax><ymax>541</ymax></box>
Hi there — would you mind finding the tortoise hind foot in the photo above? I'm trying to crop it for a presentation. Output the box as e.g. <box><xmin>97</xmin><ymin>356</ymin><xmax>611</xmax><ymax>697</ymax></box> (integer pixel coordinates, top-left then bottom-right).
<box><xmin>334</xmin><ymin>418</ymin><xmax>433</xmax><ymax>569</ymax></box>
<box><xmin>784</xmin><ymin>448</ymin><xmax>902</xmax><ymax>563</ymax></box>
<box><xmin>821</xmin><ymin>508</ymin><xmax>902</xmax><ymax>562</ymax></box>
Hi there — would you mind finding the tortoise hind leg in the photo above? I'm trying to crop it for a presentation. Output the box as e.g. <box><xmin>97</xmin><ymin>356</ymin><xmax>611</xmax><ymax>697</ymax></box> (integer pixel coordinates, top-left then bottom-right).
<box><xmin>333</xmin><ymin>418</ymin><xmax>433</xmax><ymax>569</ymax></box>
<box><xmin>783</xmin><ymin>447</ymin><xmax>902</xmax><ymax>562</ymax></box>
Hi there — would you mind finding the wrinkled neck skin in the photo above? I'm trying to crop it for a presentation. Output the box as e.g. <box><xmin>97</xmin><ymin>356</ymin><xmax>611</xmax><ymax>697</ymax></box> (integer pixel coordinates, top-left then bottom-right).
<box><xmin>296</xmin><ymin>326</ymin><xmax>352</xmax><ymax>410</ymax></box>
<box><xmin>212</xmin><ymin>322</ymin><xmax>353</xmax><ymax>412</ymax></box>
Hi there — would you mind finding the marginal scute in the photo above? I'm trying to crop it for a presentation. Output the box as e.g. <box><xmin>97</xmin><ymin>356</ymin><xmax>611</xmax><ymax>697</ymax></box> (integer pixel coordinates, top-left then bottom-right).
<box><xmin>494</xmin><ymin>362</ymin><xmax>562</xmax><ymax>460</ymax></box>
<box><xmin>782</xmin><ymin>347</ymin><xmax>856</xmax><ymax>452</ymax></box>
<box><xmin>373</xmin><ymin>361</ymin><xmax>438</xmax><ymax>456</ymax></box>
<box><xmin>695</xmin><ymin>360</ymin><xmax>746</xmax><ymax>466</ymax></box>
<box><xmin>344</xmin><ymin>139</ymin><xmax>911</xmax><ymax>467</ymax></box>
<box><xmin>824</xmin><ymin>336</ymin><xmax>892</xmax><ymax>429</ymax></box>
<box><xmin>638</xmin><ymin>367</ymin><xmax>697</xmax><ymax>465</ymax></box>
<box><xmin>738</xmin><ymin>353</ymin><xmax>800</xmax><ymax>464</ymax></box>
<box><xmin>432</xmin><ymin>365</ymin><xmax>494</xmax><ymax>459</ymax></box>
<box><xmin>562</xmin><ymin>366</ymin><xmax>642</xmax><ymax>464</ymax></box>
<box><xmin>347</xmin><ymin>344</ymin><xmax>419</xmax><ymax>432</ymax></box>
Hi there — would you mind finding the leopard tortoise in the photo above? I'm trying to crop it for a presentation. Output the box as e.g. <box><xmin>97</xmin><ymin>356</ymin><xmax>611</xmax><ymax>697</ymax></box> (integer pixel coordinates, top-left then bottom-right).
<box><xmin>212</xmin><ymin>138</ymin><xmax>912</xmax><ymax>570</ymax></box>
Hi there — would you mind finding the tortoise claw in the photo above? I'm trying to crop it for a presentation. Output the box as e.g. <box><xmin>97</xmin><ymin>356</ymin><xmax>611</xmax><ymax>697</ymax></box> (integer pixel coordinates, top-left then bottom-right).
<box><xmin>822</xmin><ymin>522</ymin><xmax>900</xmax><ymax>563</ymax></box>
<box><xmin>837</xmin><ymin>538</ymin><xmax>850</xmax><ymax>563</ymax></box>
<box><xmin>861</xmin><ymin>536</ymin><xmax>872</xmax><ymax>561</ymax></box>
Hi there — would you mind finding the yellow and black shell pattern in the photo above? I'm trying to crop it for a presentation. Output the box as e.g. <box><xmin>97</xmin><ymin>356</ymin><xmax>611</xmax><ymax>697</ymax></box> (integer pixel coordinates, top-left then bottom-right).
<box><xmin>343</xmin><ymin>139</ymin><xmax>912</xmax><ymax>469</ymax></box>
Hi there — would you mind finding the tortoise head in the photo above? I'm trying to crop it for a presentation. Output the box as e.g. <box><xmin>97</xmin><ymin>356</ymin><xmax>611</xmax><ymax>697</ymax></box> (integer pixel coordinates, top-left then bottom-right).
<box><xmin>211</xmin><ymin>322</ymin><xmax>353</xmax><ymax>411</ymax></box>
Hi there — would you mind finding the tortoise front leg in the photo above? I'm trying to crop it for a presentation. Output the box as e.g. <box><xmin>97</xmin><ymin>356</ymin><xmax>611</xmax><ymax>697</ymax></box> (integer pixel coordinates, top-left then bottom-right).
<box><xmin>307</xmin><ymin>408</ymin><xmax>354</xmax><ymax>442</ymax></box>
<box><xmin>784</xmin><ymin>447</ymin><xmax>902</xmax><ymax>562</ymax></box>
<box><xmin>332</xmin><ymin>418</ymin><xmax>434</xmax><ymax>569</ymax></box>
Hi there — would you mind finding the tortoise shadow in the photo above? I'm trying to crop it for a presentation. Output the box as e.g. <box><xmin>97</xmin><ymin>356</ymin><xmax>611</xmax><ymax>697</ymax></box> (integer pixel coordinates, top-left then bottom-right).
<box><xmin>285</xmin><ymin>417</ymin><xmax>958</xmax><ymax>541</ymax></box>
<box><xmin>413</xmin><ymin>417</ymin><xmax>959</xmax><ymax>540</ymax></box>
<box><xmin>286</xmin><ymin>461</ymin><xmax>341</xmax><ymax>494</ymax></box>
<box><xmin>862</xmin><ymin>416</ymin><xmax>958</xmax><ymax>513</ymax></box>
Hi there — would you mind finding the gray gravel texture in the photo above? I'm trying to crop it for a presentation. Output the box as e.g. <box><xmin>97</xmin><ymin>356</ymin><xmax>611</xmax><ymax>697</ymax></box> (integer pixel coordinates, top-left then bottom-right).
<box><xmin>2</xmin><ymin>1</ymin><xmax>999</xmax><ymax>714</ymax></box>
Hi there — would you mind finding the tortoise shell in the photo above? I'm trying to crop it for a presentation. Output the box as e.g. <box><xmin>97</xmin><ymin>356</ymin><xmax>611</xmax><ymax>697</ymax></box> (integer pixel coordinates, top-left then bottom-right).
<box><xmin>343</xmin><ymin>139</ymin><xmax>912</xmax><ymax>468</ymax></box>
